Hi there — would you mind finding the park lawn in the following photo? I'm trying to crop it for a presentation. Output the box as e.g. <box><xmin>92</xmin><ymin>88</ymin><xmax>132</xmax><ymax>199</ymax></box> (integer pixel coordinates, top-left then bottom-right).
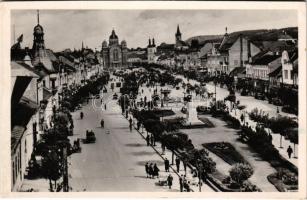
<box><xmin>203</xmin><ymin>142</ymin><xmax>248</xmax><ymax>165</ymax></box>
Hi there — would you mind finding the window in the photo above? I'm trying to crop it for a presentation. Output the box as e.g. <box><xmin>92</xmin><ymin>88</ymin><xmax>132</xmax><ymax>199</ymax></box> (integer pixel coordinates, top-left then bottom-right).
<box><xmin>290</xmin><ymin>70</ymin><xmax>294</xmax><ymax>80</ymax></box>
<box><xmin>113</xmin><ymin>49</ymin><xmax>119</xmax><ymax>61</ymax></box>
<box><xmin>43</xmin><ymin>80</ymin><xmax>46</xmax><ymax>87</ymax></box>
<box><xmin>284</xmin><ymin>70</ymin><xmax>288</xmax><ymax>79</ymax></box>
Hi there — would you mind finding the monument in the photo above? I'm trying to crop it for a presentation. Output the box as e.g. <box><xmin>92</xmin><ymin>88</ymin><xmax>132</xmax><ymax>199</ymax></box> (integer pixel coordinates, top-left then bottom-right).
<box><xmin>185</xmin><ymin>96</ymin><xmax>204</xmax><ymax>126</ymax></box>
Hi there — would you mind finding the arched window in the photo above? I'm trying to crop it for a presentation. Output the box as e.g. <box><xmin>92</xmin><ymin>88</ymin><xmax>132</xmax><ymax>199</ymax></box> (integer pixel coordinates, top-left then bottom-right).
<box><xmin>113</xmin><ymin>49</ymin><xmax>119</xmax><ymax>61</ymax></box>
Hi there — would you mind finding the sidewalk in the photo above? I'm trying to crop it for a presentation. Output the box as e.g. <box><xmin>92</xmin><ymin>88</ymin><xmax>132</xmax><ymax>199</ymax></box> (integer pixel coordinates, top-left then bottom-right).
<box><xmin>227</xmin><ymin>103</ymin><xmax>298</xmax><ymax>167</ymax></box>
<box><xmin>126</xmin><ymin>112</ymin><xmax>215</xmax><ymax>192</ymax></box>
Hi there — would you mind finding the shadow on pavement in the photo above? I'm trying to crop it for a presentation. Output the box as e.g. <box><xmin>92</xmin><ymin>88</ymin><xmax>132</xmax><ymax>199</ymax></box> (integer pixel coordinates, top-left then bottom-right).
<box><xmin>131</xmin><ymin>151</ymin><xmax>157</xmax><ymax>156</ymax></box>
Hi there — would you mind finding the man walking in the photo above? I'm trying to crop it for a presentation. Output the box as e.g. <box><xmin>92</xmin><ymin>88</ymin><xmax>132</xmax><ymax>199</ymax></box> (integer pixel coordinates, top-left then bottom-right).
<box><xmin>167</xmin><ymin>174</ymin><xmax>173</xmax><ymax>189</ymax></box>
<box><xmin>164</xmin><ymin>158</ymin><xmax>170</xmax><ymax>172</ymax></box>
<box><xmin>145</xmin><ymin>162</ymin><xmax>149</xmax><ymax>178</ymax></box>
<box><xmin>175</xmin><ymin>157</ymin><xmax>180</xmax><ymax>172</ymax></box>
<box><xmin>146</xmin><ymin>135</ymin><xmax>150</xmax><ymax>146</ymax></box>
<box><xmin>287</xmin><ymin>145</ymin><xmax>293</xmax><ymax>159</ymax></box>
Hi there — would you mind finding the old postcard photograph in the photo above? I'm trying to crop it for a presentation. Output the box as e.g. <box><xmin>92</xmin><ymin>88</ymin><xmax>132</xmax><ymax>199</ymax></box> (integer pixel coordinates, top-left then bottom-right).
<box><xmin>0</xmin><ymin>1</ymin><xmax>306</xmax><ymax>198</ymax></box>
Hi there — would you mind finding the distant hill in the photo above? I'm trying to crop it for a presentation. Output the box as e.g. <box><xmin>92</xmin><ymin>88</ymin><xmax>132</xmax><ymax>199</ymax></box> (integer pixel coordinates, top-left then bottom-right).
<box><xmin>185</xmin><ymin>27</ymin><xmax>298</xmax><ymax>46</ymax></box>
<box><xmin>185</xmin><ymin>35</ymin><xmax>223</xmax><ymax>45</ymax></box>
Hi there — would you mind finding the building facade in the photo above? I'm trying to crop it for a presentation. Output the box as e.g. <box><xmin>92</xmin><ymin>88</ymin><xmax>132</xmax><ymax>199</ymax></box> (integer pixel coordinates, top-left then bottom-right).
<box><xmin>101</xmin><ymin>29</ymin><xmax>128</xmax><ymax>70</ymax></box>
<box><xmin>147</xmin><ymin>38</ymin><xmax>157</xmax><ymax>63</ymax></box>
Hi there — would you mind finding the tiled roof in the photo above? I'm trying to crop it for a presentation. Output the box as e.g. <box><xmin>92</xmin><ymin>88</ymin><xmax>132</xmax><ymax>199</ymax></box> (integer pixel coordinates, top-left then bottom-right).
<box><xmin>11</xmin><ymin>61</ymin><xmax>41</xmax><ymax>78</ymax></box>
<box><xmin>268</xmin><ymin>65</ymin><xmax>282</xmax><ymax>77</ymax></box>
<box><xmin>251</xmin><ymin>54</ymin><xmax>281</xmax><ymax>65</ymax></box>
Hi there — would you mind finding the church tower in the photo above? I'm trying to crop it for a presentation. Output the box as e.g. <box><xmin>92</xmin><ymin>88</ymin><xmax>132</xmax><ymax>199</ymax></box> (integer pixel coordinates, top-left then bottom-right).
<box><xmin>31</xmin><ymin>10</ymin><xmax>53</xmax><ymax>72</ymax></box>
<box><xmin>175</xmin><ymin>24</ymin><xmax>182</xmax><ymax>45</ymax></box>
<box><xmin>147</xmin><ymin>38</ymin><xmax>156</xmax><ymax>64</ymax></box>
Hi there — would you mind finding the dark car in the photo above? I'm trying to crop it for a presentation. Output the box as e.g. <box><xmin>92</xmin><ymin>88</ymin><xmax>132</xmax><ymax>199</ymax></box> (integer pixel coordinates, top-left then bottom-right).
<box><xmin>113</xmin><ymin>93</ymin><xmax>118</xmax><ymax>100</ymax></box>
<box><xmin>86</xmin><ymin>131</ymin><xmax>96</xmax><ymax>143</ymax></box>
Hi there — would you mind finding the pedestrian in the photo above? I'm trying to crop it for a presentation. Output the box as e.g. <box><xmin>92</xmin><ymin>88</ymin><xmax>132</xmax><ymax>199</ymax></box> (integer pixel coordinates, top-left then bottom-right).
<box><xmin>148</xmin><ymin>163</ymin><xmax>154</xmax><ymax>178</ymax></box>
<box><xmin>277</xmin><ymin>106</ymin><xmax>280</xmax><ymax>114</ymax></box>
<box><xmin>126</xmin><ymin>110</ymin><xmax>129</xmax><ymax>118</ymax></box>
<box><xmin>100</xmin><ymin>119</ymin><xmax>104</xmax><ymax>128</ymax></box>
<box><xmin>145</xmin><ymin>162</ymin><xmax>149</xmax><ymax>178</ymax></box>
<box><xmin>80</xmin><ymin>112</ymin><xmax>84</xmax><ymax>119</ymax></box>
<box><xmin>183</xmin><ymin>160</ymin><xmax>187</xmax><ymax>174</ymax></box>
<box><xmin>137</xmin><ymin>121</ymin><xmax>141</xmax><ymax>130</ymax></box>
<box><xmin>175</xmin><ymin>157</ymin><xmax>180</xmax><ymax>172</ymax></box>
<box><xmin>104</xmin><ymin>103</ymin><xmax>107</xmax><ymax>110</ymax></box>
<box><xmin>179</xmin><ymin>175</ymin><xmax>183</xmax><ymax>192</ymax></box>
<box><xmin>287</xmin><ymin>145</ymin><xmax>293</xmax><ymax>159</ymax></box>
<box><xmin>167</xmin><ymin>174</ymin><xmax>173</xmax><ymax>189</ymax></box>
<box><xmin>153</xmin><ymin>163</ymin><xmax>160</xmax><ymax>178</ymax></box>
<box><xmin>129</xmin><ymin>117</ymin><xmax>133</xmax><ymax>126</ymax></box>
<box><xmin>146</xmin><ymin>135</ymin><xmax>150</xmax><ymax>146</ymax></box>
<box><xmin>129</xmin><ymin>123</ymin><xmax>132</xmax><ymax>132</ymax></box>
<box><xmin>164</xmin><ymin>158</ymin><xmax>170</xmax><ymax>172</ymax></box>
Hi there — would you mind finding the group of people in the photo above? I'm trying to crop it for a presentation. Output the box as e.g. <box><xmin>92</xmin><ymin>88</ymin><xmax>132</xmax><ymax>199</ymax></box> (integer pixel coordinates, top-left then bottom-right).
<box><xmin>145</xmin><ymin>162</ymin><xmax>160</xmax><ymax>178</ymax></box>
<box><xmin>146</xmin><ymin>134</ymin><xmax>156</xmax><ymax>146</ymax></box>
<box><xmin>179</xmin><ymin>174</ymin><xmax>191</xmax><ymax>192</ymax></box>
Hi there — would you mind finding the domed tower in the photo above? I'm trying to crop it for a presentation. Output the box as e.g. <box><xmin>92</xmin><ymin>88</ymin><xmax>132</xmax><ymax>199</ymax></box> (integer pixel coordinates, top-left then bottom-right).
<box><xmin>31</xmin><ymin>10</ymin><xmax>53</xmax><ymax>72</ymax></box>
<box><xmin>101</xmin><ymin>40</ymin><xmax>109</xmax><ymax>69</ymax></box>
<box><xmin>121</xmin><ymin>40</ymin><xmax>128</xmax><ymax>68</ymax></box>
<box><xmin>109</xmin><ymin>29</ymin><xmax>119</xmax><ymax>46</ymax></box>
<box><xmin>32</xmin><ymin>10</ymin><xmax>46</xmax><ymax>55</ymax></box>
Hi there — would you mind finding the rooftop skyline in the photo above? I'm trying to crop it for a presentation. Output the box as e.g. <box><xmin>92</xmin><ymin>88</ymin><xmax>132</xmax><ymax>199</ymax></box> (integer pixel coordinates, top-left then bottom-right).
<box><xmin>11</xmin><ymin>10</ymin><xmax>297</xmax><ymax>52</ymax></box>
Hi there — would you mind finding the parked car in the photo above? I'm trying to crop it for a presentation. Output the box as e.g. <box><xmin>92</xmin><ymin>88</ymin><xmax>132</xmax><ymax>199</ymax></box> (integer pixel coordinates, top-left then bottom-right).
<box><xmin>113</xmin><ymin>93</ymin><xmax>118</xmax><ymax>100</ymax></box>
<box><xmin>86</xmin><ymin>131</ymin><xmax>96</xmax><ymax>143</ymax></box>
<box><xmin>272</xmin><ymin>98</ymin><xmax>283</xmax><ymax>106</ymax></box>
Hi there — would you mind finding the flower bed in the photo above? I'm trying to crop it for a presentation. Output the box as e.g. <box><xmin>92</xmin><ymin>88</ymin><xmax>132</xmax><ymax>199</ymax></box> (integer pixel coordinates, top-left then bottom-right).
<box><xmin>203</xmin><ymin>142</ymin><xmax>248</xmax><ymax>165</ymax></box>
<box><xmin>267</xmin><ymin>169</ymin><xmax>298</xmax><ymax>192</ymax></box>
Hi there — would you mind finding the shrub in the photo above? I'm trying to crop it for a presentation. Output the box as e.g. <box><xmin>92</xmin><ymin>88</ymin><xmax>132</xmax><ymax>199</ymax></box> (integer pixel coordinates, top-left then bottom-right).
<box><xmin>229</xmin><ymin>163</ymin><xmax>254</xmax><ymax>186</ymax></box>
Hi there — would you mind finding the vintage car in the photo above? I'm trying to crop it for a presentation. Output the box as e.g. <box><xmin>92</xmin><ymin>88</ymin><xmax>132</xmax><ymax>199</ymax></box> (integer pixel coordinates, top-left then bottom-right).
<box><xmin>86</xmin><ymin>131</ymin><xmax>96</xmax><ymax>143</ymax></box>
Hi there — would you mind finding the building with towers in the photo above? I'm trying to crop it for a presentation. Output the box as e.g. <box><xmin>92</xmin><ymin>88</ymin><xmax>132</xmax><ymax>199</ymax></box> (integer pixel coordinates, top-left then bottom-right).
<box><xmin>147</xmin><ymin>38</ymin><xmax>157</xmax><ymax>63</ymax></box>
<box><xmin>101</xmin><ymin>29</ymin><xmax>128</xmax><ymax>70</ymax></box>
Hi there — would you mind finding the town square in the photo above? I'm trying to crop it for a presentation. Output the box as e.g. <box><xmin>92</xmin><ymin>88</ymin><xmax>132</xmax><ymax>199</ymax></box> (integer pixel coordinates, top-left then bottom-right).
<box><xmin>9</xmin><ymin>9</ymin><xmax>300</xmax><ymax>193</ymax></box>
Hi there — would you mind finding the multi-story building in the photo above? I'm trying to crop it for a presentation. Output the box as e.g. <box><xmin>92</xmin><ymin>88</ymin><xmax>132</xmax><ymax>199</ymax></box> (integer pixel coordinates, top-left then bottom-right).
<box><xmin>281</xmin><ymin>50</ymin><xmax>298</xmax><ymax>86</ymax></box>
<box><xmin>101</xmin><ymin>29</ymin><xmax>128</xmax><ymax>70</ymax></box>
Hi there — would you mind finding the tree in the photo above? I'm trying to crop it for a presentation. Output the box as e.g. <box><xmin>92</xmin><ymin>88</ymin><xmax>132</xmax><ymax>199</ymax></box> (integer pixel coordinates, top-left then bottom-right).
<box><xmin>229</xmin><ymin>163</ymin><xmax>254</xmax><ymax>186</ymax></box>
<box><xmin>288</xmin><ymin>128</ymin><xmax>298</xmax><ymax>158</ymax></box>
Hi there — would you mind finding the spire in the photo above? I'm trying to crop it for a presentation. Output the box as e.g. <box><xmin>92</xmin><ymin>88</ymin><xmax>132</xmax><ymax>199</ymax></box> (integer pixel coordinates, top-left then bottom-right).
<box><xmin>37</xmin><ymin>10</ymin><xmax>40</xmax><ymax>25</ymax></box>
<box><xmin>225</xmin><ymin>27</ymin><xmax>229</xmax><ymax>36</ymax></box>
<box><xmin>176</xmin><ymin>24</ymin><xmax>181</xmax><ymax>35</ymax></box>
<box><xmin>82</xmin><ymin>41</ymin><xmax>84</xmax><ymax>50</ymax></box>
<box><xmin>148</xmin><ymin>38</ymin><xmax>151</xmax><ymax>46</ymax></box>
<box><xmin>152</xmin><ymin>38</ymin><xmax>155</xmax><ymax>46</ymax></box>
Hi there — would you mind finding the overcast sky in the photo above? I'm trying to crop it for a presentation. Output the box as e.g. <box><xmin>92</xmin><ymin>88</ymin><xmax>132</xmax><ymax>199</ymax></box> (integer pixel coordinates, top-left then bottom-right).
<box><xmin>11</xmin><ymin>10</ymin><xmax>297</xmax><ymax>52</ymax></box>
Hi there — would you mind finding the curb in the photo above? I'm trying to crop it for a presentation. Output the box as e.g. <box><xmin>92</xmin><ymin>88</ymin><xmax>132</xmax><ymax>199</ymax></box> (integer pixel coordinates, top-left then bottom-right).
<box><xmin>121</xmin><ymin>112</ymin><xmax>220</xmax><ymax>192</ymax></box>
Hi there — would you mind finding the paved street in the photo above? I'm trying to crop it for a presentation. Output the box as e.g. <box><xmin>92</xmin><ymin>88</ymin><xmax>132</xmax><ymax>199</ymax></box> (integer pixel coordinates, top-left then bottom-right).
<box><xmin>68</xmin><ymin>79</ymin><xmax>213</xmax><ymax>192</ymax></box>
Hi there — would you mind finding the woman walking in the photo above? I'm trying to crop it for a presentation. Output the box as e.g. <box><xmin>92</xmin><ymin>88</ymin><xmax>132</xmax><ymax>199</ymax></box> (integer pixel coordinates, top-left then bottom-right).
<box><xmin>153</xmin><ymin>163</ymin><xmax>160</xmax><ymax>178</ymax></box>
